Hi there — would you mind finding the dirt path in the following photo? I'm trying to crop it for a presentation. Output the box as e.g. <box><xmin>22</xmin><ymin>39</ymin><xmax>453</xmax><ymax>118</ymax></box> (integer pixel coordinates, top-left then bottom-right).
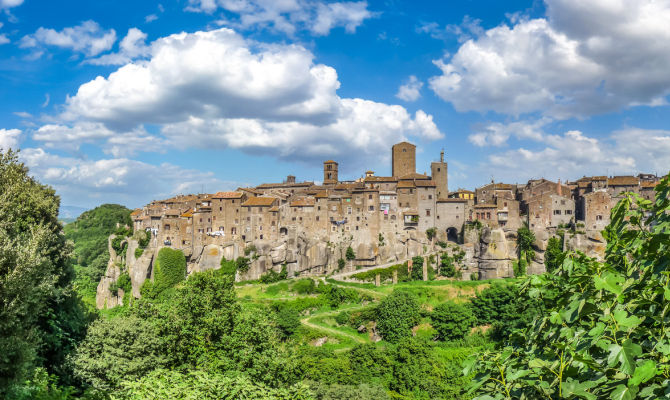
<box><xmin>300</xmin><ymin>307</ymin><xmax>367</xmax><ymax>344</ymax></box>
<box><xmin>330</xmin><ymin>251</ymin><xmax>442</xmax><ymax>281</ymax></box>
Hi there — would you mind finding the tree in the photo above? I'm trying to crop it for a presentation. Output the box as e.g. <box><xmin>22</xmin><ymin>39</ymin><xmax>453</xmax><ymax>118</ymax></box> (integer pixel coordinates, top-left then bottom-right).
<box><xmin>410</xmin><ymin>256</ymin><xmax>424</xmax><ymax>280</ymax></box>
<box><xmin>152</xmin><ymin>247</ymin><xmax>186</xmax><ymax>295</ymax></box>
<box><xmin>431</xmin><ymin>302</ymin><xmax>475</xmax><ymax>341</ymax></box>
<box><xmin>468</xmin><ymin>174</ymin><xmax>670</xmax><ymax>399</ymax></box>
<box><xmin>345</xmin><ymin>246</ymin><xmax>355</xmax><ymax>261</ymax></box>
<box><xmin>276</xmin><ymin>307</ymin><xmax>301</xmax><ymax>338</ymax></box>
<box><xmin>425</xmin><ymin>227</ymin><xmax>437</xmax><ymax>241</ymax></box>
<box><xmin>375</xmin><ymin>290</ymin><xmax>421</xmax><ymax>343</ymax></box>
<box><xmin>72</xmin><ymin>315</ymin><xmax>167</xmax><ymax>390</ymax></box>
<box><xmin>0</xmin><ymin>150</ymin><xmax>87</xmax><ymax>394</ymax></box>
<box><xmin>439</xmin><ymin>253</ymin><xmax>456</xmax><ymax>277</ymax></box>
<box><xmin>516</xmin><ymin>226</ymin><xmax>536</xmax><ymax>268</ymax></box>
<box><xmin>544</xmin><ymin>235</ymin><xmax>565</xmax><ymax>273</ymax></box>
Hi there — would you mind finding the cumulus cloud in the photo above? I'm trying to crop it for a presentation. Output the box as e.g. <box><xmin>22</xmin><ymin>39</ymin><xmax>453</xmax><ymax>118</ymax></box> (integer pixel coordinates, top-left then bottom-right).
<box><xmin>0</xmin><ymin>128</ymin><xmax>21</xmax><ymax>151</ymax></box>
<box><xmin>145</xmin><ymin>14</ymin><xmax>158</xmax><ymax>23</ymax></box>
<box><xmin>469</xmin><ymin>118</ymin><xmax>549</xmax><ymax>147</ymax></box>
<box><xmin>87</xmin><ymin>28</ymin><xmax>150</xmax><ymax>65</ymax></box>
<box><xmin>429</xmin><ymin>0</ymin><xmax>670</xmax><ymax>118</ymax></box>
<box><xmin>395</xmin><ymin>75</ymin><xmax>423</xmax><ymax>102</ymax></box>
<box><xmin>20</xmin><ymin>20</ymin><xmax>117</xmax><ymax>58</ymax></box>
<box><xmin>0</xmin><ymin>0</ymin><xmax>22</xmax><ymax>9</ymax></box>
<box><xmin>482</xmin><ymin>127</ymin><xmax>670</xmax><ymax>182</ymax></box>
<box><xmin>20</xmin><ymin>148</ymin><xmax>238</xmax><ymax>207</ymax></box>
<box><xmin>56</xmin><ymin>28</ymin><xmax>441</xmax><ymax>168</ymax></box>
<box><xmin>0</xmin><ymin>22</ymin><xmax>9</xmax><ymax>45</ymax></box>
<box><xmin>189</xmin><ymin>0</ymin><xmax>374</xmax><ymax>36</ymax></box>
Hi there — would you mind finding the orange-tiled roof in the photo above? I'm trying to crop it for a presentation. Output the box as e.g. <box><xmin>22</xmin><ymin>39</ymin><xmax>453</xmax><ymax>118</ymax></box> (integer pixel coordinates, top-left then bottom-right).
<box><xmin>474</xmin><ymin>203</ymin><xmax>497</xmax><ymax>209</ymax></box>
<box><xmin>397</xmin><ymin>181</ymin><xmax>416</xmax><ymax>188</ymax></box>
<box><xmin>415</xmin><ymin>180</ymin><xmax>436</xmax><ymax>187</ymax></box>
<box><xmin>315</xmin><ymin>191</ymin><xmax>329</xmax><ymax>198</ymax></box>
<box><xmin>290</xmin><ymin>198</ymin><xmax>315</xmax><ymax>207</ymax></box>
<box><xmin>641</xmin><ymin>181</ymin><xmax>658</xmax><ymax>188</ymax></box>
<box><xmin>324</xmin><ymin>160</ymin><xmax>337</xmax><ymax>164</ymax></box>
<box><xmin>238</xmin><ymin>187</ymin><xmax>264</xmax><ymax>195</ymax></box>
<box><xmin>455</xmin><ymin>189</ymin><xmax>474</xmax><ymax>194</ymax></box>
<box><xmin>212</xmin><ymin>191</ymin><xmax>243</xmax><ymax>199</ymax></box>
<box><xmin>591</xmin><ymin>176</ymin><xmax>607</xmax><ymax>181</ymax></box>
<box><xmin>335</xmin><ymin>183</ymin><xmax>363</xmax><ymax>190</ymax></box>
<box><xmin>268</xmin><ymin>206</ymin><xmax>280</xmax><ymax>212</ymax></box>
<box><xmin>578</xmin><ymin>181</ymin><xmax>590</xmax><ymax>188</ymax></box>
<box><xmin>256</xmin><ymin>182</ymin><xmax>313</xmax><ymax>188</ymax></box>
<box><xmin>242</xmin><ymin>197</ymin><xmax>277</xmax><ymax>207</ymax></box>
<box><xmin>130</xmin><ymin>209</ymin><xmax>142</xmax><ymax>216</ymax></box>
<box><xmin>608</xmin><ymin>176</ymin><xmax>639</xmax><ymax>186</ymax></box>
<box><xmin>399</xmin><ymin>172</ymin><xmax>430</xmax><ymax>180</ymax></box>
<box><xmin>181</xmin><ymin>208</ymin><xmax>194</xmax><ymax>218</ymax></box>
<box><xmin>364</xmin><ymin>176</ymin><xmax>397</xmax><ymax>182</ymax></box>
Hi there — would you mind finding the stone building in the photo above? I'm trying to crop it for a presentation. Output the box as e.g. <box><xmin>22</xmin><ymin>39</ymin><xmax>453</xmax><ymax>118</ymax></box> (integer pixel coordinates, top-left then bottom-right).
<box><xmin>392</xmin><ymin>141</ymin><xmax>416</xmax><ymax>178</ymax></box>
<box><xmin>431</xmin><ymin>150</ymin><xmax>448</xmax><ymax>199</ymax></box>
<box><xmin>582</xmin><ymin>190</ymin><xmax>611</xmax><ymax>231</ymax></box>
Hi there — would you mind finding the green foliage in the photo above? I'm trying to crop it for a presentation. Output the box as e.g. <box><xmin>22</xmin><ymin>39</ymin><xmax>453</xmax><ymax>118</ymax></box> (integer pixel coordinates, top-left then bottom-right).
<box><xmin>375</xmin><ymin>290</ymin><xmax>421</xmax><ymax>343</ymax></box>
<box><xmin>350</xmin><ymin>263</ymin><xmax>403</xmax><ymax>282</ymax></box>
<box><xmin>337</xmin><ymin>258</ymin><xmax>346</xmax><ymax>270</ymax></box>
<box><xmin>431</xmin><ymin>302</ymin><xmax>475</xmax><ymax>341</ymax></box>
<box><xmin>153</xmin><ymin>247</ymin><xmax>186</xmax><ymax>295</ymax></box>
<box><xmin>440</xmin><ymin>253</ymin><xmax>456</xmax><ymax>277</ymax></box>
<box><xmin>513</xmin><ymin>254</ymin><xmax>527</xmax><ymax>277</ymax></box>
<box><xmin>260</xmin><ymin>265</ymin><xmax>288</xmax><ymax>284</ymax></box>
<box><xmin>292</xmin><ymin>278</ymin><xmax>317</xmax><ymax>294</ymax></box>
<box><xmin>410</xmin><ymin>256</ymin><xmax>424</xmax><ymax>280</ymax></box>
<box><xmin>516</xmin><ymin>226</ymin><xmax>536</xmax><ymax>265</ymax></box>
<box><xmin>317</xmin><ymin>283</ymin><xmax>361</xmax><ymax>308</ymax></box>
<box><xmin>244</xmin><ymin>244</ymin><xmax>257</xmax><ymax>256</ymax></box>
<box><xmin>426</xmin><ymin>227</ymin><xmax>437</xmax><ymax>241</ymax></box>
<box><xmin>544</xmin><ymin>235</ymin><xmax>565</xmax><ymax>273</ymax></box>
<box><xmin>236</xmin><ymin>256</ymin><xmax>251</xmax><ymax>273</ymax></box>
<box><xmin>436</xmin><ymin>240</ymin><xmax>448</xmax><ymax>248</ymax></box>
<box><xmin>134</xmin><ymin>247</ymin><xmax>144</xmax><ymax>258</ymax></box>
<box><xmin>345</xmin><ymin>246</ymin><xmax>356</xmax><ymax>261</ymax></box>
<box><xmin>334</xmin><ymin>311</ymin><xmax>350</xmax><ymax>326</ymax></box>
<box><xmin>109</xmin><ymin>273</ymin><xmax>132</xmax><ymax>294</ymax></box>
<box><xmin>307</xmin><ymin>381</ymin><xmax>390</xmax><ymax>400</ymax></box>
<box><xmin>220</xmin><ymin>257</ymin><xmax>237</xmax><ymax>275</ymax></box>
<box><xmin>116</xmin><ymin>369</ymin><xmax>313</xmax><ymax>399</ymax></box>
<box><xmin>276</xmin><ymin>307</ymin><xmax>301</xmax><ymax>338</ymax></box>
<box><xmin>73</xmin><ymin>315</ymin><xmax>167</xmax><ymax>390</ymax></box>
<box><xmin>468</xmin><ymin>173</ymin><xmax>670</xmax><ymax>399</ymax></box>
<box><xmin>0</xmin><ymin>151</ymin><xmax>91</xmax><ymax>393</ymax></box>
<box><xmin>137</xmin><ymin>229</ymin><xmax>151</xmax><ymax>248</ymax></box>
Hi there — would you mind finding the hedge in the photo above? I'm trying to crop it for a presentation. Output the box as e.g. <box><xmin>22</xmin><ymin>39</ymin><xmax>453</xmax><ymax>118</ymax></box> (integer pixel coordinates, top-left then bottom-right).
<box><xmin>153</xmin><ymin>247</ymin><xmax>186</xmax><ymax>294</ymax></box>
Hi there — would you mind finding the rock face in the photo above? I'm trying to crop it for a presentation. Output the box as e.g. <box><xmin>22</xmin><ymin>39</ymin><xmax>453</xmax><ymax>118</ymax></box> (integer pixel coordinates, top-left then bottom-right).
<box><xmin>476</xmin><ymin>227</ymin><xmax>515</xmax><ymax>279</ymax></box>
<box><xmin>96</xmin><ymin>235</ymin><xmax>124</xmax><ymax>309</ymax></box>
<box><xmin>565</xmin><ymin>230</ymin><xmax>606</xmax><ymax>260</ymax></box>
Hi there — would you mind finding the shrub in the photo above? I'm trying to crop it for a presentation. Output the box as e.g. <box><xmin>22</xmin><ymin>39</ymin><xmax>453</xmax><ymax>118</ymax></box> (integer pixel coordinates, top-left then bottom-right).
<box><xmin>109</xmin><ymin>273</ymin><xmax>132</xmax><ymax>294</ymax></box>
<box><xmin>431</xmin><ymin>301</ymin><xmax>475</xmax><ymax>341</ymax></box>
<box><xmin>439</xmin><ymin>253</ymin><xmax>456</xmax><ymax>277</ymax></box>
<box><xmin>544</xmin><ymin>236</ymin><xmax>565</xmax><ymax>273</ymax></box>
<box><xmin>134</xmin><ymin>247</ymin><xmax>144</xmax><ymax>258</ymax></box>
<box><xmin>375</xmin><ymin>290</ymin><xmax>421</xmax><ymax>342</ymax></box>
<box><xmin>259</xmin><ymin>265</ymin><xmax>288</xmax><ymax>284</ymax></box>
<box><xmin>335</xmin><ymin>311</ymin><xmax>350</xmax><ymax>326</ymax></box>
<box><xmin>276</xmin><ymin>307</ymin><xmax>301</xmax><ymax>338</ymax></box>
<box><xmin>337</xmin><ymin>258</ymin><xmax>346</xmax><ymax>270</ymax></box>
<box><xmin>292</xmin><ymin>278</ymin><xmax>316</xmax><ymax>294</ymax></box>
<box><xmin>244</xmin><ymin>244</ymin><xmax>257</xmax><ymax>256</ymax></box>
<box><xmin>137</xmin><ymin>229</ymin><xmax>151</xmax><ymax>248</ymax></box>
<box><xmin>220</xmin><ymin>257</ymin><xmax>237</xmax><ymax>275</ymax></box>
<box><xmin>436</xmin><ymin>240</ymin><xmax>447</xmax><ymax>248</ymax></box>
<box><xmin>153</xmin><ymin>248</ymin><xmax>186</xmax><ymax>294</ymax></box>
<box><xmin>410</xmin><ymin>256</ymin><xmax>424</xmax><ymax>280</ymax></box>
<box><xmin>516</xmin><ymin>226</ymin><xmax>536</xmax><ymax>264</ymax></box>
<box><xmin>426</xmin><ymin>227</ymin><xmax>437</xmax><ymax>241</ymax></box>
<box><xmin>345</xmin><ymin>246</ymin><xmax>356</xmax><ymax>261</ymax></box>
<box><xmin>235</xmin><ymin>256</ymin><xmax>251</xmax><ymax>273</ymax></box>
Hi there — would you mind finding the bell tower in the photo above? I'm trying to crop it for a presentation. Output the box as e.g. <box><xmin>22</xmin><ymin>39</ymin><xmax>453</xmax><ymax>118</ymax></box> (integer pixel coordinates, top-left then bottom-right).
<box><xmin>323</xmin><ymin>160</ymin><xmax>338</xmax><ymax>184</ymax></box>
<box><xmin>431</xmin><ymin>149</ymin><xmax>448</xmax><ymax>199</ymax></box>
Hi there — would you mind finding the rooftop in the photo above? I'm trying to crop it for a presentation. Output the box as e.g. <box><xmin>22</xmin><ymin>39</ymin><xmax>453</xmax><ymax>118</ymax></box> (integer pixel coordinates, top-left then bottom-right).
<box><xmin>242</xmin><ymin>197</ymin><xmax>277</xmax><ymax>207</ymax></box>
<box><xmin>212</xmin><ymin>191</ymin><xmax>244</xmax><ymax>199</ymax></box>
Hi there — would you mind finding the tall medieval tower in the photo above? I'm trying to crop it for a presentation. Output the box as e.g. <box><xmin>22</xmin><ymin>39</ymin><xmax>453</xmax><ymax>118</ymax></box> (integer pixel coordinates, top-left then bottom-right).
<box><xmin>323</xmin><ymin>160</ymin><xmax>338</xmax><ymax>184</ymax></box>
<box><xmin>431</xmin><ymin>150</ymin><xmax>448</xmax><ymax>199</ymax></box>
<box><xmin>392</xmin><ymin>142</ymin><xmax>416</xmax><ymax>177</ymax></box>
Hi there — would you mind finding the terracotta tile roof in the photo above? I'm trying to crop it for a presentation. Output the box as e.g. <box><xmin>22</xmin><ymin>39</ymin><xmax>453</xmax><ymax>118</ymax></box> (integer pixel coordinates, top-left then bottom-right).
<box><xmin>242</xmin><ymin>197</ymin><xmax>277</xmax><ymax>207</ymax></box>
<box><xmin>608</xmin><ymin>176</ymin><xmax>639</xmax><ymax>186</ymax></box>
<box><xmin>364</xmin><ymin>176</ymin><xmax>397</xmax><ymax>182</ymax></box>
<box><xmin>397</xmin><ymin>181</ymin><xmax>416</xmax><ymax>188</ymax></box>
<box><xmin>324</xmin><ymin>160</ymin><xmax>337</xmax><ymax>163</ymax></box>
<box><xmin>415</xmin><ymin>180</ymin><xmax>436</xmax><ymax>187</ymax></box>
<box><xmin>641</xmin><ymin>181</ymin><xmax>658</xmax><ymax>188</ymax></box>
<box><xmin>399</xmin><ymin>172</ymin><xmax>430</xmax><ymax>180</ymax></box>
<box><xmin>315</xmin><ymin>191</ymin><xmax>329</xmax><ymax>198</ymax></box>
<box><xmin>130</xmin><ymin>209</ymin><xmax>142</xmax><ymax>217</ymax></box>
<box><xmin>393</xmin><ymin>141</ymin><xmax>416</xmax><ymax>148</ymax></box>
<box><xmin>335</xmin><ymin>183</ymin><xmax>363</xmax><ymax>190</ymax></box>
<box><xmin>437</xmin><ymin>198</ymin><xmax>467</xmax><ymax>203</ymax></box>
<box><xmin>290</xmin><ymin>198</ymin><xmax>315</xmax><ymax>207</ymax></box>
<box><xmin>454</xmin><ymin>189</ymin><xmax>474</xmax><ymax>194</ymax></box>
<box><xmin>493</xmin><ymin>183</ymin><xmax>515</xmax><ymax>190</ymax></box>
<box><xmin>268</xmin><ymin>206</ymin><xmax>280</xmax><ymax>212</ymax></box>
<box><xmin>212</xmin><ymin>191</ymin><xmax>243</xmax><ymax>199</ymax></box>
<box><xmin>238</xmin><ymin>187</ymin><xmax>264</xmax><ymax>195</ymax></box>
<box><xmin>578</xmin><ymin>181</ymin><xmax>590</xmax><ymax>188</ymax></box>
<box><xmin>256</xmin><ymin>182</ymin><xmax>313</xmax><ymax>189</ymax></box>
<box><xmin>474</xmin><ymin>203</ymin><xmax>497</xmax><ymax>209</ymax></box>
<box><xmin>592</xmin><ymin>176</ymin><xmax>607</xmax><ymax>181</ymax></box>
<box><xmin>181</xmin><ymin>208</ymin><xmax>193</xmax><ymax>218</ymax></box>
<box><xmin>139</xmin><ymin>215</ymin><xmax>151</xmax><ymax>221</ymax></box>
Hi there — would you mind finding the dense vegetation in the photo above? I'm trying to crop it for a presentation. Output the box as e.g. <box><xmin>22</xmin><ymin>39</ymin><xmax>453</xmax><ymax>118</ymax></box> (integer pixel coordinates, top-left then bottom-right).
<box><xmin>5</xmin><ymin>148</ymin><xmax>669</xmax><ymax>399</ymax></box>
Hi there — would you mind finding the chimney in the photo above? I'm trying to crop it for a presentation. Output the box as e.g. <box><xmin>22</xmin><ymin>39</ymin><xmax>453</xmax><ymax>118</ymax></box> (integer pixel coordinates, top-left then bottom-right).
<box><xmin>557</xmin><ymin>179</ymin><xmax>562</xmax><ymax>196</ymax></box>
<box><xmin>440</xmin><ymin>149</ymin><xmax>444</xmax><ymax>163</ymax></box>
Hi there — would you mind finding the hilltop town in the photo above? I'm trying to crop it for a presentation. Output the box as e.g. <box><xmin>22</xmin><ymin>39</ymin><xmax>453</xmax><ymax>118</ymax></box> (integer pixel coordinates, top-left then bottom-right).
<box><xmin>98</xmin><ymin>141</ymin><xmax>661</xmax><ymax>308</ymax></box>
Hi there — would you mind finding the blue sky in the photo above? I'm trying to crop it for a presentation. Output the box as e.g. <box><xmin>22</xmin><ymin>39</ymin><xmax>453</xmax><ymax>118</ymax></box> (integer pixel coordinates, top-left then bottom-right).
<box><xmin>1</xmin><ymin>0</ymin><xmax>669</xmax><ymax>209</ymax></box>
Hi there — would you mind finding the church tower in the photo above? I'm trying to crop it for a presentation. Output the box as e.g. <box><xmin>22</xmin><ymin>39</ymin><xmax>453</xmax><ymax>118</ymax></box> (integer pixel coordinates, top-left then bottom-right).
<box><xmin>392</xmin><ymin>142</ymin><xmax>416</xmax><ymax>177</ymax></box>
<box><xmin>323</xmin><ymin>160</ymin><xmax>338</xmax><ymax>184</ymax></box>
<box><xmin>431</xmin><ymin>150</ymin><xmax>448</xmax><ymax>199</ymax></box>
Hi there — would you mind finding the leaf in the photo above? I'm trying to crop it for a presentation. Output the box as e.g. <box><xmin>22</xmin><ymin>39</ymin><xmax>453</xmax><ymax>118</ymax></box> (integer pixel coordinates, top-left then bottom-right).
<box><xmin>629</xmin><ymin>360</ymin><xmax>657</xmax><ymax>386</ymax></box>
<box><xmin>562</xmin><ymin>299</ymin><xmax>583</xmax><ymax>324</ymax></box>
<box><xmin>612</xmin><ymin>309</ymin><xmax>642</xmax><ymax>331</ymax></box>
<box><xmin>664</xmin><ymin>287</ymin><xmax>670</xmax><ymax>301</ymax></box>
<box><xmin>610</xmin><ymin>384</ymin><xmax>638</xmax><ymax>400</ymax></box>
<box><xmin>608</xmin><ymin>339</ymin><xmax>642</xmax><ymax>375</ymax></box>
<box><xmin>594</xmin><ymin>271</ymin><xmax>625</xmax><ymax>296</ymax></box>
<box><xmin>562</xmin><ymin>379</ymin><xmax>597</xmax><ymax>400</ymax></box>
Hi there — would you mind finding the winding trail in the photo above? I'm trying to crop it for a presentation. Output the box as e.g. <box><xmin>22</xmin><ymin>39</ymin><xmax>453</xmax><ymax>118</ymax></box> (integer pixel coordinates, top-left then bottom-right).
<box><xmin>300</xmin><ymin>307</ymin><xmax>368</xmax><ymax>344</ymax></box>
<box><xmin>330</xmin><ymin>251</ymin><xmax>442</xmax><ymax>281</ymax></box>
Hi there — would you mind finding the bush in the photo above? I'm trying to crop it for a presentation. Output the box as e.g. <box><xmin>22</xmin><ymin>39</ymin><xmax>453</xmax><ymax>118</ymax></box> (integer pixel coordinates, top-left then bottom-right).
<box><xmin>235</xmin><ymin>256</ymin><xmax>251</xmax><ymax>273</ymax></box>
<box><xmin>345</xmin><ymin>246</ymin><xmax>356</xmax><ymax>261</ymax></box>
<box><xmin>436</xmin><ymin>240</ymin><xmax>447</xmax><ymax>248</ymax></box>
<box><xmin>134</xmin><ymin>247</ymin><xmax>144</xmax><ymax>258</ymax></box>
<box><xmin>276</xmin><ymin>307</ymin><xmax>301</xmax><ymax>338</ymax></box>
<box><xmin>410</xmin><ymin>256</ymin><xmax>424</xmax><ymax>280</ymax></box>
<box><xmin>426</xmin><ymin>227</ymin><xmax>437</xmax><ymax>241</ymax></box>
<box><xmin>220</xmin><ymin>257</ymin><xmax>237</xmax><ymax>275</ymax></box>
<box><xmin>137</xmin><ymin>229</ymin><xmax>151</xmax><ymax>248</ymax></box>
<box><xmin>335</xmin><ymin>310</ymin><xmax>350</xmax><ymax>326</ymax></box>
<box><xmin>375</xmin><ymin>290</ymin><xmax>421</xmax><ymax>342</ymax></box>
<box><xmin>431</xmin><ymin>302</ymin><xmax>475</xmax><ymax>341</ymax></box>
<box><xmin>244</xmin><ymin>244</ymin><xmax>257</xmax><ymax>256</ymax></box>
<box><xmin>318</xmin><ymin>285</ymin><xmax>360</xmax><ymax>308</ymax></box>
<box><xmin>292</xmin><ymin>278</ymin><xmax>316</xmax><ymax>294</ymax></box>
<box><xmin>153</xmin><ymin>248</ymin><xmax>186</xmax><ymax>294</ymax></box>
<box><xmin>439</xmin><ymin>253</ymin><xmax>456</xmax><ymax>277</ymax></box>
<box><xmin>337</xmin><ymin>258</ymin><xmax>346</xmax><ymax>270</ymax></box>
<box><xmin>260</xmin><ymin>265</ymin><xmax>288</xmax><ymax>284</ymax></box>
<box><xmin>109</xmin><ymin>273</ymin><xmax>132</xmax><ymax>294</ymax></box>
<box><xmin>544</xmin><ymin>236</ymin><xmax>565</xmax><ymax>273</ymax></box>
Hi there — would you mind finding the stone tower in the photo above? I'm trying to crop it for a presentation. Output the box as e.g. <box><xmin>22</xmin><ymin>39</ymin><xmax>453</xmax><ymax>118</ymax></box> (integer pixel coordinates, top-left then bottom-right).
<box><xmin>323</xmin><ymin>160</ymin><xmax>338</xmax><ymax>184</ymax></box>
<box><xmin>392</xmin><ymin>142</ymin><xmax>416</xmax><ymax>178</ymax></box>
<box><xmin>431</xmin><ymin>150</ymin><xmax>448</xmax><ymax>199</ymax></box>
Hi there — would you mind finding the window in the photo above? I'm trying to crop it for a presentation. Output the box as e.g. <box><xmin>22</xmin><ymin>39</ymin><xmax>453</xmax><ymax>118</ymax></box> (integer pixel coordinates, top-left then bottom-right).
<box><xmin>260</xmin><ymin>234</ymin><xmax>263</xmax><ymax>239</ymax></box>
<box><xmin>426</xmin><ymin>209</ymin><xmax>431</xmax><ymax>216</ymax></box>
<box><xmin>566</xmin><ymin>210</ymin><xmax>572</xmax><ymax>215</ymax></box>
<box><xmin>219</xmin><ymin>207</ymin><xmax>222</xmax><ymax>211</ymax></box>
<box><xmin>437</xmin><ymin>167</ymin><xmax>440</xmax><ymax>172</ymax></box>
<box><xmin>428</xmin><ymin>194</ymin><xmax>432</xmax><ymax>199</ymax></box>
<box><xmin>316</xmin><ymin>216</ymin><xmax>320</xmax><ymax>221</ymax></box>
<box><xmin>596</xmin><ymin>215</ymin><xmax>603</xmax><ymax>221</ymax></box>
<box><xmin>504</xmin><ymin>202</ymin><xmax>507</xmax><ymax>207</ymax></box>
<box><xmin>368</xmin><ymin>194</ymin><xmax>372</xmax><ymax>200</ymax></box>
<box><xmin>369</xmin><ymin>206</ymin><xmax>374</xmax><ymax>211</ymax></box>
<box><xmin>231</xmin><ymin>227</ymin><xmax>236</xmax><ymax>234</ymax></box>
<box><xmin>561</xmin><ymin>200</ymin><xmax>566</xmax><ymax>205</ymax></box>
<box><xmin>332</xmin><ymin>226</ymin><xmax>336</xmax><ymax>232</ymax></box>
<box><xmin>259</xmin><ymin>226</ymin><xmax>262</xmax><ymax>231</ymax></box>
<box><xmin>554</xmin><ymin>210</ymin><xmax>561</xmax><ymax>215</ymax></box>
<box><xmin>486</xmin><ymin>212</ymin><xmax>491</xmax><ymax>219</ymax></box>
<box><xmin>356</xmin><ymin>226</ymin><xmax>359</xmax><ymax>230</ymax></box>
<box><xmin>357</xmin><ymin>216</ymin><xmax>360</xmax><ymax>221</ymax></box>
<box><xmin>219</xmin><ymin>226</ymin><xmax>224</xmax><ymax>231</ymax></box>
<box><xmin>247</xmin><ymin>217</ymin><xmax>250</xmax><ymax>221</ymax></box>
<box><xmin>347</xmin><ymin>207</ymin><xmax>352</xmax><ymax>214</ymax></box>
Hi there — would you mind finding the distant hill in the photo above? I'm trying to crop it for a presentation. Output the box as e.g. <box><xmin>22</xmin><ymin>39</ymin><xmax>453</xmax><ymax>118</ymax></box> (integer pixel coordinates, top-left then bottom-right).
<box><xmin>59</xmin><ymin>205</ymin><xmax>88</xmax><ymax>220</ymax></box>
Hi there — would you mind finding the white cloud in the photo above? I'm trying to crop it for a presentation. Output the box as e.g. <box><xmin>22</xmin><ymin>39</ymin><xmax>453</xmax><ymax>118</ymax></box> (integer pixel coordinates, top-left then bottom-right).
<box><xmin>0</xmin><ymin>22</ymin><xmax>8</xmax><ymax>45</ymax></box>
<box><xmin>20</xmin><ymin>148</ymin><xmax>237</xmax><ymax>207</ymax></box>
<box><xmin>0</xmin><ymin>128</ymin><xmax>21</xmax><ymax>151</ymax></box>
<box><xmin>482</xmin><ymin>127</ymin><xmax>670</xmax><ymax>182</ymax></box>
<box><xmin>145</xmin><ymin>14</ymin><xmax>158</xmax><ymax>23</ymax></box>
<box><xmin>20</xmin><ymin>20</ymin><xmax>117</xmax><ymax>58</ymax></box>
<box><xmin>32</xmin><ymin>122</ymin><xmax>162</xmax><ymax>157</ymax></box>
<box><xmin>13</xmin><ymin>111</ymin><xmax>32</xmax><ymax>118</ymax></box>
<box><xmin>0</xmin><ymin>0</ymin><xmax>22</xmax><ymax>9</ymax></box>
<box><xmin>429</xmin><ymin>0</ymin><xmax>670</xmax><ymax>118</ymax></box>
<box><xmin>87</xmin><ymin>28</ymin><xmax>150</xmax><ymax>65</ymax></box>
<box><xmin>58</xmin><ymin>28</ymin><xmax>441</xmax><ymax>168</ymax></box>
<box><xmin>395</xmin><ymin>75</ymin><xmax>423</xmax><ymax>102</ymax></box>
<box><xmin>469</xmin><ymin>118</ymin><xmax>549</xmax><ymax>147</ymax></box>
<box><xmin>190</xmin><ymin>0</ymin><xmax>374</xmax><ymax>36</ymax></box>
